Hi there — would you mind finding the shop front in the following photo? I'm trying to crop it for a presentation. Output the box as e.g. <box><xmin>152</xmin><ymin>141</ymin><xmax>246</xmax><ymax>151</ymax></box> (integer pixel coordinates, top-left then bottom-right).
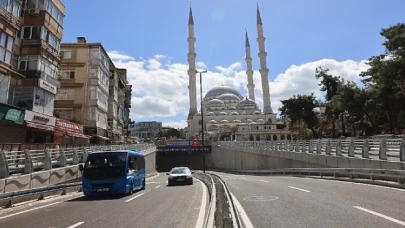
<box><xmin>0</xmin><ymin>103</ymin><xmax>26</xmax><ymax>143</ymax></box>
<box><xmin>54</xmin><ymin>119</ymin><xmax>91</xmax><ymax>145</ymax></box>
<box><xmin>85</xmin><ymin>127</ymin><xmax>111</xmax><ymax>144</ymax></box>
<box><xmin>24</xmin><ymin>110</ymin><xmax>56</xmax><ymax>143</ymax></box>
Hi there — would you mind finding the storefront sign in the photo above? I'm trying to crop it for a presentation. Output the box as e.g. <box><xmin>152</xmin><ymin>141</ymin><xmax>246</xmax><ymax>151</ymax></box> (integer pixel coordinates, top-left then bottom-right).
<box><xmin>24</xmin><ymin>110</ymin><xmax>56</xmax><ymax>127</ymax></box>
<box><xmin>0</xmin><ymin>103</ymin><xmax>24</xmax><ymax>124</ymax></box>
<box><xmin>39</xmin><ymin>79</ymin><xmax>57</xmax><ymax>94</ymax></box>
<box><xmin>55</xmin><ymin>119</ymin><xmax>84</xmax><ymax>134</ymax></box>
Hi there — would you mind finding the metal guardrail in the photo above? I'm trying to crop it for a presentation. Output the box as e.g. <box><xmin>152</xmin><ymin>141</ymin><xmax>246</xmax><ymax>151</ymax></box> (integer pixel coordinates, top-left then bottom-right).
<box><xmin>0</xmin><ymin>143</ymin><xmax>157</xmax><ymax>178</ymax></box>
<box><xmin>215</xmin><ymin>139</ymin><xmax>405</xmax><ymax>162</ymax></box>
<box><xmin>0</xmin><ymin>182</ymin><xmax>82</xmax><ymax>208</ymax></box>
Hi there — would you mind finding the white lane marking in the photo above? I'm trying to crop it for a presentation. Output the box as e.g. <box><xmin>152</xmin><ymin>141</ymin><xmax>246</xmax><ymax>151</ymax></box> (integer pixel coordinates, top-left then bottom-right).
<box><xmin>125</xmin><ymin>193</ymin><xmax>145</xmax><ymax>203</ymax></box>
<box><xmin>0</xmin><ymin>202</ymin><xmax>61</xmax><ymax>220</ymax></box>
<box><xmin>230</xmin><ymin>192</ymin><xmax>254</xmax><ymax>228</ymax></box>
<box><xmin>195</xmin><ymin>180</ymin><xmax>208</xmax><ymax>228</ymax></box>
<box><xmin>155</xmin><ymin>185</ymin><xmax>161</xmax><ymax>189</ymax></box>
<box><xmin>354</xmin><ymin>206</ymin><xmax>405</xmax><ymax>226</ymax></box>
<box><xmin>288</xmin><ymin>186</ymin><xmax>311</xmax><ymax>193</ymax></box>
<box><xmin>67</xmin><ymin>221</ymin><xmax>85</xmax><ymax>228</ymax></box>
<box><xmin>259</xmin><ymin>180</ymin><xmax>269</xmax><ymax>183</ymax></box>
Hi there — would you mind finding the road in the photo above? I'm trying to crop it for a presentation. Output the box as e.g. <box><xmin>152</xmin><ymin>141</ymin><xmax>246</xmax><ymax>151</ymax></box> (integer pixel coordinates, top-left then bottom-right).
<box><xmin>214</xmin><ymin>172</ymin><xmax>405</xmax><ymax>228</ymax></box>
<box><xmin>0</xmin><ymin>173</ymin><xmax>207</xmax><ymax>228</ymax></box>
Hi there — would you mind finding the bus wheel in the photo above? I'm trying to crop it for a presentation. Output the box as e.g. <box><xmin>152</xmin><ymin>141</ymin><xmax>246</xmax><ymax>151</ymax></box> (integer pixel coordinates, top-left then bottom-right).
<box><xmin>129</xmin><ymin>182</ymin><xmax>134</xmax><ymax>195</ymax></box>
<box><xmin>141</xmin><ymin>178</ymin><xmax>146</xmax><ymax>190</ymax></box>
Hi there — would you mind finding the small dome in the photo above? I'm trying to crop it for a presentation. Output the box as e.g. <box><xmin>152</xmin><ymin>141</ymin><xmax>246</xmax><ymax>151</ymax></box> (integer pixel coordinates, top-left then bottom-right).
<box><xmin>241</xmin><ymin>111</ymin><xmax>247</xmax><ymax>115</ymax></box>
<box><xmin>246</xmin><ymin>119</ymin><xmax>253</xmax><ymax>123</ymax></box>
<box><xmin>254</xmin><ymin>111</ymin><xmax>262</xmax><ymax>115</ymax></box>
<box><xmin>208</xmin><ymin>120</ymin><xmax>217</xmax><ymax>124</ymax></box>
<box><xmin>219</xmin><ymin>111</ymin><xmax>227</xmax><ymax>115</ymax></box>
<box><xmin>206</xmin><ymin>112</ymin><xmax>215</xmax><ymax>116</ymax></box>
<box><xmin>233</xmin><ymin>119</ymin><xmax>242</xmax><ymax>123</ymax></box>
<box><xmin>237</xmin><ymin>97</ymin><xmax>257</xmax><ymax>107</ymax></box>
<box><xmin>229</xmin><ymin>106</ymin><xmax>237</xmax><ymax>110</ymax></box>
<box><xmin>217</xmin><ymin>93</ymin><xmax>240</xmax><ymax>102</ymax></box>
<box><xmin>207</xmin><ymin>99</ymin><xmax>224</xmax><ymax>106</ymax></box>
<box><xmin>256</xmin><ymin>119</ymin><xmax>265</xmax><ymax>123</ymax></box>
<box><xmin>230</xmin><ymin>111</ymin><xmax>239</xmax><ymax>115</ymax></box>
<box><xmin>195</xmin><ymin>113</ymin><xmax>201</xmax><ymax>116</ymax></box>
<box><xmin>220</xmin><ymin>120</ymin><xmax>229</xmax><ymax>123</ymax></box>
<box><xmin>205</xmin><ymin>85</ymin><xmax>241</xmax><ymax>98</ymax></box>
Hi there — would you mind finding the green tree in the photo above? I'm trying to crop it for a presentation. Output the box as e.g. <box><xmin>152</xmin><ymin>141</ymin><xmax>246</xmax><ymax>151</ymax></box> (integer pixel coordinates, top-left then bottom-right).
<box><xmin>279</xmin><ymin>94</ymin><xmax>319</xmax><ymax>137</ymax></box>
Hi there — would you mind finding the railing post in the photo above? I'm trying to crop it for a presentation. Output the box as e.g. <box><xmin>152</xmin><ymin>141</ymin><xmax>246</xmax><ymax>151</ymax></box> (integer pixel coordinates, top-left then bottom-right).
<box><xmin>0</xmin><ymin>151</ymin><xmax>9</xmax><ymax>179</ymax></box>
<box><xmin>400</xmin><ymin>139</ymin><xmax>405</xmax><ymax>162</ymax></box>
<box><xmin>24</xmin><ymin>149</ymin><xmax>33</xmax><ymax>174</ymax></box>
<box><xmin>302</xmin><ymin>140</ymin><xmax>307</xmax><ymax>153</ymax></box>
<box><xmin>326</xmin><ymin>139</ymin><xmax>331</xmax><ymax>155</ymax></box>
<box><xmin>348</xmin><ymin>139</ymin><xmax>355</xmax><ymax>157</ymax></box>
<box><xmin>72</xmin><ymin>148</ymin><xmax>79</xmax><ymax>164</ymax></box>
<box><xmin>362</xmin><ymin>139</ymin><xmax>369</xmax><ymax>159</ymax></box>
<box><xmin>316</xmin><ymin>139</ymin><xmax>322</xmax><ymax>154</ymax></box>
<box><xmin>336</xmin><ymin>139</ymin><xmax>342</xmax><ymax>156</ymax></box>
<box><xmin>379</xmin><ymin>139</ymin><xmax>387</xmax><ymax>160</ymax></box>
<box><xmin>294</xmin><ymin>141</ymin><xmax>299</xmax><ymax>152</ymax></box>
<box><xmin>278</xmin><ymin>141</ymin><xmax>281</xmax><ymax>150</ymax></box>
<box><xmin>308</xmin><ymin>140</ymin><xmax>313</xmax><ymax>153</ymax></box>
<box><xmin>43</xmin><ymin>148</ymin><xmax>52</xmax><ymax>170</ymax></box>
<box><xmin>290</xmin><ymin>140</ymin><xmax>294</xmax><ymax>151</ymax></box>
<box><xmin>59</xmin><ymin>148</ymin><xmax>67</xmax><ymax>167</ymax></box>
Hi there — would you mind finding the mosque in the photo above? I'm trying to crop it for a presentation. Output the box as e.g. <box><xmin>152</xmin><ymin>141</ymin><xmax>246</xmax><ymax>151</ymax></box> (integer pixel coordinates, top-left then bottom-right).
<box><xmin>186</xmin><ymin>6</ymin><xmax>292</xmax><ymax>141</ymax></box>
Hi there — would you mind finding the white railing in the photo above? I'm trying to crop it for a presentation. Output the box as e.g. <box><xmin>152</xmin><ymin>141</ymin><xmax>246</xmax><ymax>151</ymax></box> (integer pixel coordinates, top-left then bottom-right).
<box><xmin>0</xmin><ymin>143</ymin><xmax>157</xmax><ymax>179</ymax></box>
<box><xmin>214</xmin><ymin>139</ymin><xmax>405</xmax><ymax>162</ymax></box>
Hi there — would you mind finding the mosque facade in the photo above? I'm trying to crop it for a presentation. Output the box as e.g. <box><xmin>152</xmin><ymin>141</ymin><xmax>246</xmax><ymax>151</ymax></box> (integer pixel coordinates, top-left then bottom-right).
<box><xmin>186</xmin><ymin>6</ymin><xmax>292</xmax><ymax>141</ymax></box>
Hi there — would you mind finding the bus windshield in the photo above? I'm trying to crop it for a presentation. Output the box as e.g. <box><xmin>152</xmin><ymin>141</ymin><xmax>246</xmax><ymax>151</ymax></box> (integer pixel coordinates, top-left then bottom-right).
<box><xmin>83</xmin><ymin>152</ymin><xmax>127</xmax><ymax>180</ymax></box>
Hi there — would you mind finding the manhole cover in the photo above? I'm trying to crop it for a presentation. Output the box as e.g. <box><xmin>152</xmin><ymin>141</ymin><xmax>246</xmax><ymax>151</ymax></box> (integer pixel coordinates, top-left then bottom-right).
<box><xmin>243</xmin><ymin>196</ymin><xmax>279</xmax><ymax>202</ymax></box>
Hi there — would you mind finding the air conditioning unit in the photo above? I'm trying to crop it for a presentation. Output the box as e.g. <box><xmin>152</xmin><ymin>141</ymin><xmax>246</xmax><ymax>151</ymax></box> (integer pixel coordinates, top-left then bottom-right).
<box><xmin>28</xmin><ymin>8</ymin><xmax>40</xmax><ymax>15</ymax></box>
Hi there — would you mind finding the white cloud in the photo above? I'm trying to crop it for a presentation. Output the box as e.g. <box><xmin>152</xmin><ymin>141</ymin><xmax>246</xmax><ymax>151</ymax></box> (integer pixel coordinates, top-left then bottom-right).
<box><xmin>108</xmin><ymin>52</ymin><xmax>369</xmax><ymax>129</ymax></box>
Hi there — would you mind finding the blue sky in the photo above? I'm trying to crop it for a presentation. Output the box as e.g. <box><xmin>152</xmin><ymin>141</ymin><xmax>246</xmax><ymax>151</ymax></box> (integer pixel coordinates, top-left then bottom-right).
<box><xmin>61</xmin><ymin>0</ymin><xmax>405</xmax><ymax>128</ymax></box>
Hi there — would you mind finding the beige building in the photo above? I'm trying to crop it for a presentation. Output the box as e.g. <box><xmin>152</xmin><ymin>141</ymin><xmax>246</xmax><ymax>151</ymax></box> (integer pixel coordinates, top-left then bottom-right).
<box><xmin>56</xmin><ymin>37</ymin><xmax>129</xmax><ymax>143</ymax></box>
<box><xmin>186</xmin><ymin>6</ymin><xmax>290</xmax><ymax>141</ymax></box>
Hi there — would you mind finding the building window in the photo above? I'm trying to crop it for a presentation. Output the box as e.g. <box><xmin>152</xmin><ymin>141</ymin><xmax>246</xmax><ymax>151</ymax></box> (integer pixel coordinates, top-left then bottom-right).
<box><xmin>60</xmin><ymin>49</ymin><xmax>72</xmax><ymax>59</ymax></box>
<box><xmin>91</xmin><ymin>47</ymin><xmax>109</xmax><ymax>72</ymax></box>
<box><xmin>55</xmin><ymin>109</ymin><xmax>73</xmax><ymax>120</ymax></box>
<box><xmin>22</xmin><ymin>26</ymin><xmax>41</xmax><ymax>40</ymax></box>
<box><xmin>59</xmin><ymin>69</ymin><xmax>75</xmax><ymax>79</ymax></box>
<box><xmin>0</xmin><ymin>31</ymin><xmax>14</xmax><ymax>65</ymax></box>
<box><xmin>45</xmin><ymin>0</ymin><xmax>64</xmax><ymax>25</ymax></box>
<box><xmin>19</xmin><ymin>55</ymin><xmax>39</xmax><ymax>70</ymax></box>
<box><xmin>89</xmin><ymin>86</ymin><xmax>108</xmax><ymax>111</ymax></box>
<box><xmin>55</xmin><ymin>88</ymin><xmax>74</xmax><ymax>100</ymax></box>
<box><xmin>0</xmin><ymin>0</ymin><xmax>21</xmax><ymax>18</ymax></box>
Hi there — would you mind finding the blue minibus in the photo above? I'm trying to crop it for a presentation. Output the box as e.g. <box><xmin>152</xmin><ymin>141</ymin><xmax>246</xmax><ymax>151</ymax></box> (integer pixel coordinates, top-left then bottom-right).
<box><xmin>79</xmin><ymin>150</ymin><xmax>146</xmax><ymax>196</ymax></box>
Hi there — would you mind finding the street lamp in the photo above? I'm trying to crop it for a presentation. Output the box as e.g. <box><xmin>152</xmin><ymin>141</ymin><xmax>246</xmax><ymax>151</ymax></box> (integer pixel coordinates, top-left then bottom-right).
<box><xmin>196</xmin><ymin>70</ymin><xmax>207</xmax><ymax>173</ymax></box>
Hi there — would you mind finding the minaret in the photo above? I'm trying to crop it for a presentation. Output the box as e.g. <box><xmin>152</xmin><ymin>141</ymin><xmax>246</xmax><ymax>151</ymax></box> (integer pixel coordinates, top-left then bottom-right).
<box><xmin>245</xmin><ymin>31</ymin><xmax>255</xmax><ymax>101</ymax></box>
<box><xmin>256</xmin><ymin>4</ymin><xmax>273</xmax><ymax>113</ymax></box>
<box><xmin>187</xmin><ymin>7</ymin><xmax>198</xmax><ymax>120</ymax></box>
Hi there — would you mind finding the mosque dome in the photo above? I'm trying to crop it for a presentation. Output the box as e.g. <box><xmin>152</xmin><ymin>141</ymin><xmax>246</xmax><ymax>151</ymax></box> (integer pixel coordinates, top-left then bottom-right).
<box><xmin>207</xmin><ymin>99</ymin><xmax>224</xmax><ymax>106</ymax></box>
<box><xmin>206</xmin><ymin>112</ymin><xmax>215</xmax><ymax>116</ymax></box>
<box><xmin>237</xmin><ymin>97</ymin><xmax>257</xmax><ymax>107</ymax></box>
<box><xmin>208</xmin><ymin>120</ymin><xmax>217</xmax><ymax>124</ymax></box>
<box><xmin>205</xmin><ymin>85</ymin><xmax>241</xmax><ymax>98</ymax></box>
<box><xmin>217</xmin><ymin>93</ymin><xmax>240</xmax><ymax>102</ymax></box>
<box><xmin>230</xmin><ymin>111</ymin><xmax>239</xmax><ymax>115</ymax></box>
<box><xmin>220</xmin><ymin>120</ymin><xmax>229</xmax><ymax>123</ymax></box>
<box><xmin>219</xmin><ymin>111</ymin><xmax>228</xmax><ymax>115</ymax></box>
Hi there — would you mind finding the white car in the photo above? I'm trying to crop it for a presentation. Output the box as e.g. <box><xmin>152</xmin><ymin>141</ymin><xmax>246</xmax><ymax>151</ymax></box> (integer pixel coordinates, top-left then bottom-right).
<box><xmin>167</xmin><ymin>167</ymin><xmax>194</xmax><ymax>186</ymax></box>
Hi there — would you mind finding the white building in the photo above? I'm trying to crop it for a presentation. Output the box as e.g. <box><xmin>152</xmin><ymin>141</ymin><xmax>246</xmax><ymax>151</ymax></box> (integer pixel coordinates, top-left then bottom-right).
<box><xmin>186</xmin><ymin>6</ymin><xmax>291</xmax><ymax>141</ymax></box>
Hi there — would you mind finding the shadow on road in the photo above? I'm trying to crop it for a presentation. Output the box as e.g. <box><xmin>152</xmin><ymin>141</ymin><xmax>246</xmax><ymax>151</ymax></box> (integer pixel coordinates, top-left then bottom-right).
<box><xmin>66</xmin><ymin>194</ymin><xmax>126</xmax><ymax>202</ymax></box>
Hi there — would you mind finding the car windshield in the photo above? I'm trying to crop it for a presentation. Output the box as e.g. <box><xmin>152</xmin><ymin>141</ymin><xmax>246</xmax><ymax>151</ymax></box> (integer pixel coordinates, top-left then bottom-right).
<box><xmin>170</xmin><ymin>168</ymin><xmax>189</xmax><ymax>174</ymax></box>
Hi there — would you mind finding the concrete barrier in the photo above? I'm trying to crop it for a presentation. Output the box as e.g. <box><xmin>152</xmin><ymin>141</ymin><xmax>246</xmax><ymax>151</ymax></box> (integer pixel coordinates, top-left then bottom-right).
<box><xmin>209</xmin><ymin>146</ymin><xmax>405</xmax><ymax>171</ymax></box>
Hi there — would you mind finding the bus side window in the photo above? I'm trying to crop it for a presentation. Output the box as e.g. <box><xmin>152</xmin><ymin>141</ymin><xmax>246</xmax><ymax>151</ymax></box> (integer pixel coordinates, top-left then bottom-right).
<box><xmin>136</xmin><ymin>157</ymin><xmax>145</xmax><ymax>169</ymax></box>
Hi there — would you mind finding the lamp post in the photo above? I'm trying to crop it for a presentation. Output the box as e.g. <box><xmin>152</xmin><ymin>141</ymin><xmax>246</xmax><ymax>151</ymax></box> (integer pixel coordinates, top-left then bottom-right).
<box><xmin>196</xmin><ymin>70</ymin><xmax>207</xmax><ymax>173</ymax></box>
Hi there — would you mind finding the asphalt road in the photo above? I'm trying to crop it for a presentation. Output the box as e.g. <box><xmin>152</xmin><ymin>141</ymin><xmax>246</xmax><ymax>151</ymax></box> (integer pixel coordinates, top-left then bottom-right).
<box><xmin>213</xmin><ymin>172</ymin><xmax>405</xmax><ymax>228</ymax></box>
<box><xmin>0</xmin><ymin>173</ymin><xmax>206</xmax><ymax>228</ymax></box>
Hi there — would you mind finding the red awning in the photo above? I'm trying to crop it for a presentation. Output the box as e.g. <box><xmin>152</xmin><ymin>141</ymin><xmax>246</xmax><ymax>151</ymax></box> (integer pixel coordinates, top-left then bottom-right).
<box><xmin>67</xmin><ymin>132</ymin><xmax>92</xmax><ymax>139</ymax></box>
<box><xmin>26</xmin><ymin>122</ymin><xmax>54</xmax><ymax>131</ymax></box>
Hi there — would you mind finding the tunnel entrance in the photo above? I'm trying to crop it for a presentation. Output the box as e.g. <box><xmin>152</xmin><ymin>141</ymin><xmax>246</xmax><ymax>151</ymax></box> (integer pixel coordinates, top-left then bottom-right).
<box><xmin>156</xmin><ymin>144</ymin><xmax>211</xmax><ymax>172</ymax></box>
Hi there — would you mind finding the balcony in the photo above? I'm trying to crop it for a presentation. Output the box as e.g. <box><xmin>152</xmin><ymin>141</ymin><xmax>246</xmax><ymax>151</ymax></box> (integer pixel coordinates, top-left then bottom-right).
<box><xmin>0</xmin><ymin>6</ymin><xmax>22</xmax><ymax>30</ymax></box>
<box><xmin>54</xmin><ymin>100</ymin><xmax>82</xmax><ymax>109</ymax></box>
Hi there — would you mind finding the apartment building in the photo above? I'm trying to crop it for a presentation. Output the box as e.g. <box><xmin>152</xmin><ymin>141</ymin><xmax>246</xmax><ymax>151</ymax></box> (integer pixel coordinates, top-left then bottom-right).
<box><xmin>0</xmin><ymin>0</ymin><xmax>66</xmax><ymax>143</ymax></box>
<box><xmin>129</xmin><ymin>121</ymin><xmax>162</xmax><ymax>140</ymax></box>
<box><xmin>108</xmin><ymin>67</ymin><xmax>126</xmax><ymax>142</ymax></box>
<box><xmin>56</xmin><ymin>37</ymin><xmax>129</xmax><ymax>143</ymax></box>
